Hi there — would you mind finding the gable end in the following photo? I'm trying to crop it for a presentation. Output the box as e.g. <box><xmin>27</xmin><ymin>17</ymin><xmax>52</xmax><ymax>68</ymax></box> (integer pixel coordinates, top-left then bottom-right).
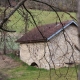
<box><xmin>47</xmin><ymin>21</ymin><xmax>78</xmax><ymax>41</ymax></box>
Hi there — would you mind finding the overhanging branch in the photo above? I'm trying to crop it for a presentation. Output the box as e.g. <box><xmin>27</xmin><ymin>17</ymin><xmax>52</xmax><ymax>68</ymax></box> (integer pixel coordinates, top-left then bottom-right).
<box><xmin>0</xmin><ymin>0</ymin><xmax>27</xmax><ymax>32</ymax></box>
<box><xmin>1</xmin><ymin>28</ymin><xmax>16</xmax><ymax>32</ymax></box>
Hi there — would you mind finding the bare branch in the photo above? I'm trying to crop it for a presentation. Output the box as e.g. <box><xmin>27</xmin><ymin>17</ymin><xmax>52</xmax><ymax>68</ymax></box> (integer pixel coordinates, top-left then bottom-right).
<box><xmin>0</xmin><ymin>0</ymin><xmax>27</xmax><ymax>29</ymax></box>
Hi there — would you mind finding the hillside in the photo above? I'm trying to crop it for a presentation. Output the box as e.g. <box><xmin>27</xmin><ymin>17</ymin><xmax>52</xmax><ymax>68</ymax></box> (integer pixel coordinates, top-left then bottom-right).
<box><xmin>7</xmin><ymin>10</ymin><xmax>76</xmax><ymax>32</ymax></box>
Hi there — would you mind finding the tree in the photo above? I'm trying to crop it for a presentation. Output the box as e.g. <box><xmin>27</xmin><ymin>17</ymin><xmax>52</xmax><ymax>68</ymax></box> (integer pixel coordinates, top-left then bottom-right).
<box><xmin>0</xmin><ymin>0</ymin><xmax>79</xmax><ymax>80</ymax></box>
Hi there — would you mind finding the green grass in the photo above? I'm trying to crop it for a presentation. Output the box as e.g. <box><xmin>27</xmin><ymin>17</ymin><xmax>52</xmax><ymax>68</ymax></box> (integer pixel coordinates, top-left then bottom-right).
<box><xmin>0</xmin><ymin>7</ymin><xmax>77</xmax><ymax>32</ymax></box>
<box><xmin>6</xmin><ymin>64</ymin><xmax>78</xmax><ymax>80</ymax></box>
<box><xmin>7</xmin><ymin>9</ymin><xmax>76</xmax><ymax>32</ymax></box>
<box><xmin>1</xmin><ymin>53</ymin><xmax>78</xmax><ymax>80</ymax></box>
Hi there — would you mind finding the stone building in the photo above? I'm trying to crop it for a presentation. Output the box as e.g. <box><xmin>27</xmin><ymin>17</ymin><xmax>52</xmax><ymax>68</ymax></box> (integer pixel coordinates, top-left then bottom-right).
<box><xmin>17</xmin><ymin>20</ymin><xmax>79</xmax><ymax>69</ymax></box>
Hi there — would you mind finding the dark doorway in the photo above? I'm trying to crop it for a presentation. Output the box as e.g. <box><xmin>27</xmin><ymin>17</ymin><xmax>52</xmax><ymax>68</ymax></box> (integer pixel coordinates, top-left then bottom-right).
<box><xmin>30</xmin><ymin>62</ymin><xmax>38</xmax><ymax>67</ymax></box>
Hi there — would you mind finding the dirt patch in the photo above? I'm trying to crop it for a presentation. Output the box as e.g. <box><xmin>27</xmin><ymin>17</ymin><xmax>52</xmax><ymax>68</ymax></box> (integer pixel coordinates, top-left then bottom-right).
<box><xmin>0</xmin><ymin>54</ymin><xmax>20</xmax><ymax>80</ymax></box>
<box><xmin>0</xmin><ymin>72</ymin><xmax>8</xmax><ymax>80</ymax></box>
<box><xmin>0</xmin><ymin>55</ymin><xmax>20</xmax><ymax>69</ymax></box>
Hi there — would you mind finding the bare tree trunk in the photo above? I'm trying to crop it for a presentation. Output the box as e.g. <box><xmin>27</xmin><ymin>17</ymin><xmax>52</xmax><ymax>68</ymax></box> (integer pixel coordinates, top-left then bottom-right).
<box><xmin>77</xmin><ymin>0</ymin><xmax>80</xmax><ymax>80</ymax></box>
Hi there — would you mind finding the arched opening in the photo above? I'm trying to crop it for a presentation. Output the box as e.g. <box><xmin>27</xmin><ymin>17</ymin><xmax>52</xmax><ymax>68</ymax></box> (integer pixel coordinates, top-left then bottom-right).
<box><xmin>30</xmin><ymin>62</ymin><xmax>38</xmax><ymax>67</ymax></box>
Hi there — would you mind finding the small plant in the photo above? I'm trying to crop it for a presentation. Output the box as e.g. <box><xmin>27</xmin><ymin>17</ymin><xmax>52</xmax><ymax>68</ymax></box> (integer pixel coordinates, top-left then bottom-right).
<box><xmin>7</xmin><ymin>53</ymin><xmax>20</xmax><ymax>61</ymax></box>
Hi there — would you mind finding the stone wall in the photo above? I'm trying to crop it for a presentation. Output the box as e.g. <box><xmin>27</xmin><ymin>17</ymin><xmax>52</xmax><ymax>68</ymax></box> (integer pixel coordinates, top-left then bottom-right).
<box><xmin>20</xmin><ymin>43</ymin><xmax>50</xmax><ymax>69</ymax></box>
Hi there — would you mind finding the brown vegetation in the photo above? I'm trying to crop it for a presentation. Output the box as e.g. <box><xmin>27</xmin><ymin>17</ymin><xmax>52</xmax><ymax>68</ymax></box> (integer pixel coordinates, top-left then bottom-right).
<box><xmin>0</xmin><ymin>0</ymin><xmax>78</xmax><ymax>11</ymax></box>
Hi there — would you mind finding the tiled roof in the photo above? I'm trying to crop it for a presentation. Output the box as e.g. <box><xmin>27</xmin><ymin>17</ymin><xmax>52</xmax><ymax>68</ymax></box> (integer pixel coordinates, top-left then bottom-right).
<box><xmin>16</xmin><ymin>20</ymin><xmax>78</xmax><ymax>43</ymax></box>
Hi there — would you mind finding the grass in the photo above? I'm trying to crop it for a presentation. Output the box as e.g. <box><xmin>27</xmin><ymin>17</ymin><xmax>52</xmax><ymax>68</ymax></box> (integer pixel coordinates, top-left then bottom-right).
<box><xmin>0</xmin><ymin>53</ymin><xmax>77</xmax><ymax>80</ymax></box>
<box><xmin>7</xmin><ymin>9</ymin><xmax>76</xmax><ymax>32</ymax></box>
<box><xmin>5</xmin><ymin>64</ymin><xmax>78</xmax><ymax>80</ymax></box>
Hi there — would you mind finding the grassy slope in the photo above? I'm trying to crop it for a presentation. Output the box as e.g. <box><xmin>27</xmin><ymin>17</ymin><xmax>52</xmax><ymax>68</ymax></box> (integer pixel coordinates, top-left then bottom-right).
<box><xmin>7</xmin><ymin>66</ymin><xmax>77</xmax><ymax>80</ymax></box>
<box><xmin>2</xmin><ymin>54</ymin><xmax>77</xmax><ymax>80</ymax></box>
<box><xmin>6</xmin><ymin>62</ymin><xmax>77</xmax><ymax>80</ymax></box>
<box><xmin>7</xmin><ymin>9</ymin><xmax>76</xmax><ymax>32</ymax></box>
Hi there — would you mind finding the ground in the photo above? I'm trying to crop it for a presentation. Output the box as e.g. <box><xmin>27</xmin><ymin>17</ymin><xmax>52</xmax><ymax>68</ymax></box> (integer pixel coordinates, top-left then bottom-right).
<box><xmin>0</xmin><ymin>54</ymin><xmax>78</xmax><ymax>80</ymax></box>
<box><xmin>0</xmin><ymin>55</ymin><xmax>19</xmax><ymax>69</ymax></box>
<box><xmin>0</xmin><ymin>54</ymin><xmax>20</xmax><ymax>80</ymax></box>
